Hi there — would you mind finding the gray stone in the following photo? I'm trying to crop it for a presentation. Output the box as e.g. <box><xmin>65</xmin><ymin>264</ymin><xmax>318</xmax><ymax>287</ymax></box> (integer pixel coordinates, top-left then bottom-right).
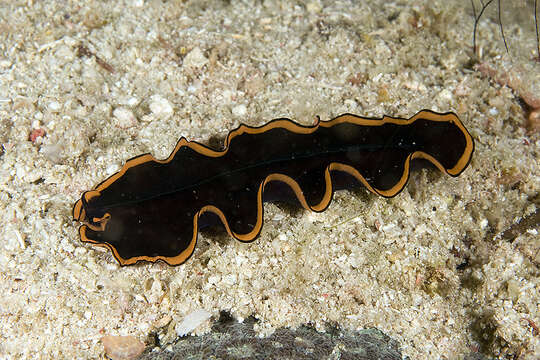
<box><xmin>141</xmin><ymin>312</ymin><xmax>407</xmax><ymax>360</ymax></box>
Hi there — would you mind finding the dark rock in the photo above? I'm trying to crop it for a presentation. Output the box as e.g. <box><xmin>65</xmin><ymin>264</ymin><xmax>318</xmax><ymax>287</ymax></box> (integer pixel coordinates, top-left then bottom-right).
<box><xmin>140</xmin><ymin>312</ymin><xmax>407</xmax><ymax>360</ymax></box>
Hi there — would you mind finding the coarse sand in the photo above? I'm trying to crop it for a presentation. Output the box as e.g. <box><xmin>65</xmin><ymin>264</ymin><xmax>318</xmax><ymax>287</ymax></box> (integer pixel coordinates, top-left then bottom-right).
<box><xmin>0</xmin><ymin>0</ymin><xmax>538</xmax><ymax>359</ymax></box>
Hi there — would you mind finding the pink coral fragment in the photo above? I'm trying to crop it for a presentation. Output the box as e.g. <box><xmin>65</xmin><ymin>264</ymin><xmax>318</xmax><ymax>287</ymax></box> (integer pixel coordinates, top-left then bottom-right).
<box><xmin>101</xmin><ymin>335</ymin><xmax>145</xmax><ymax>360</ymax></box>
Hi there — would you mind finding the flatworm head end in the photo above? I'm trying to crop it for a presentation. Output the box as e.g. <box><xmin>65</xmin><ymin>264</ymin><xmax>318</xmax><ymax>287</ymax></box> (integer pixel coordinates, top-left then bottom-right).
<box><xmin>408</xmin><ymin>110</ymin><xmax>474</xmax><ymax>177</ymax></box>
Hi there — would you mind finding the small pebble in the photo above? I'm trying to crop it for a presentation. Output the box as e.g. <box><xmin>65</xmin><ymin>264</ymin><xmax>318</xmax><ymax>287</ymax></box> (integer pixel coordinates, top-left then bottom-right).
<box><xmin>113</xmin><ymin>107</ymin><xmax>137</xmax><ymax>128</ymax></box>
<box><xmin>0</xmin><ymin>59</ymin><xmax>12</xmax><ymax>68</ymax></box>
<box><xmin>488</xmin><ymin>107</ymin><xmax>498</xmax><ymax>116</ymax></box>
<box><xmin>101</xmin><ymin>335</ymin><xmax>145</xmax><ymax>360</ymax></box>
<box><xmin>48</xmin><ymin>101</ymin><xmax>61</xmax><ymax>112</ymax></box>
<box><xmin>437</xmin><ymin>89</ymin><xmax>453</xmax><ymax>102</ymax></box>
<box><xmin>528</xmin><ymin>109</ymin><xmax>540</xmax><ymax>133</ymax></box>
<box><xmin>183</xmin><ymin>47</ymin><xmax>208</xmax><ymax>69</ymax></box>
<box><xmin>28</xmin><ymin>128</ymin><xmax>46</xmax><ymax>143</ymax></box>
<box><xmin>149</xmin><ymin>95</ymin><xmax>173</xmax><ymax>118</ymax></box>
<box><xmin>232</xmin><ymin>104</ymin><xmax>247</xmax><ymax>117</ymax></box>
<box><xmin>306</xmin><ymin>2</ymin><xmax>322</xmax><ymax>13</ymax></box>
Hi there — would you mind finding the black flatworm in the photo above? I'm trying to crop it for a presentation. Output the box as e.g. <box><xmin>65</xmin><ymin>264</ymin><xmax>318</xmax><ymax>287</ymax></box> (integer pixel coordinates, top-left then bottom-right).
<box><xmin>73</xmin><ymin>110</ymin><xmax>474</xmax><ymax>266</ymax></box>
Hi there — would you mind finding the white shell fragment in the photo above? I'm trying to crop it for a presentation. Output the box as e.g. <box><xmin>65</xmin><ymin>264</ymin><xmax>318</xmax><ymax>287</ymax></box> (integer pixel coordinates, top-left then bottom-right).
<box><xmin>175</xmin><ymin>309</ymin><xmax>212</xmax><ymax>337</ymax></box>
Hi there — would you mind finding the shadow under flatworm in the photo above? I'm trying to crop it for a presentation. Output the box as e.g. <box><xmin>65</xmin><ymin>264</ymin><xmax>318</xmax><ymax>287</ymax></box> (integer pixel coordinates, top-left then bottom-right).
<box><xmin>73</xmin><ymin>110</ymin><xmax>474</xmax><ymax>266</ymax></box>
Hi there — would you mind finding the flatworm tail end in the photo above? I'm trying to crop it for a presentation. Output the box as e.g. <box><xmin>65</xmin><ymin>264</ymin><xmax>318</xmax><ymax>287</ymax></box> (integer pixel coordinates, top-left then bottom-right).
<box><xmin>73</xmin><ymin>110</ymin><xmax>474</xmax><ymax>266</ymax></box>
<box><xmin>409</xmin><ymin>110</ymin><xmax>474</xmax><ymax>177</ymax></box>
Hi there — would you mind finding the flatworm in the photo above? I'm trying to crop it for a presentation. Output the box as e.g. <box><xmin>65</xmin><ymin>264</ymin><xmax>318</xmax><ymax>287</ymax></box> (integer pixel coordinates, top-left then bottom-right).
<box><xmin>73</xmin><ymin>110</ymin><xmax>474</xmax><ymax>266</ymax></box>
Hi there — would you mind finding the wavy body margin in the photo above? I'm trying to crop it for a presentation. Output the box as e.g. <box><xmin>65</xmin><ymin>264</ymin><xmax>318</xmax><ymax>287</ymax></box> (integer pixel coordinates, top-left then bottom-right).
<box><xmin>73</xmin><ymin>110</ymin><xmax>474</xmax><ymax>266</ymax></box>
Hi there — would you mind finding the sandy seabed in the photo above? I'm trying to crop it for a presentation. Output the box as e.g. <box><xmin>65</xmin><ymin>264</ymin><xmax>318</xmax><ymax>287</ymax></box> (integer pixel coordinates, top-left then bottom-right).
<box><xmin>0</xmin><ymin>0</ymin><xmax>538</xmax><ymax>359</ymax></box>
